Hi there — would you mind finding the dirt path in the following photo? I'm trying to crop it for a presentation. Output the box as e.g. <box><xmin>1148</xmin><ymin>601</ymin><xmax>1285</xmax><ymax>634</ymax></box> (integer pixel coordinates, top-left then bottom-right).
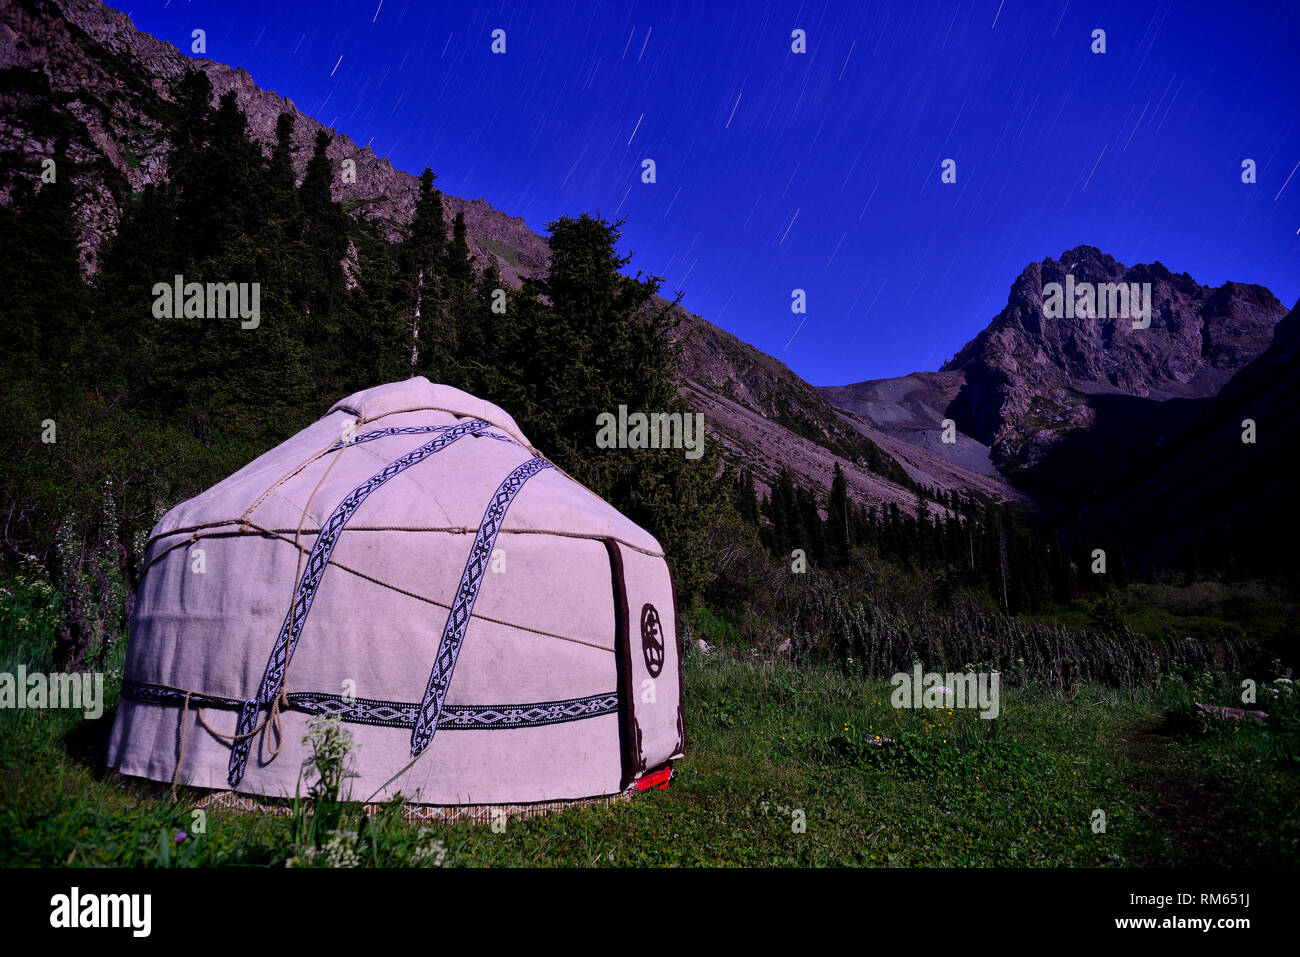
<box><xmin>1117</xmin><ymin>713</ymin><xmax>1240</xmax><ymax>866</ymax></box>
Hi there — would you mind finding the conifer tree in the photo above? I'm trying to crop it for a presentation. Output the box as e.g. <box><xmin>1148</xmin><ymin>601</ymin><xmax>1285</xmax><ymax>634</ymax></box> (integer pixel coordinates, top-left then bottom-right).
<box><xmin>797</xmin><ymin>485</ymin><xmax>825</xmax><ymax>563</ymax></box>
<box><xmin>96</xmin><ymin>183</ymin><xmax>178</xmax><ymax>399</ymax></box>
<box><xmin>457</xmin><ymin>261</ymin><xmax>509</xmax><ymax>398</ymax></box>
<box><xmin>402</xmin><ymin>168</ymin><xmax>446</xmax><ymax>372</ymax></box>
<box><xmin>768</xmin><ymin>469</ymin><xmax>798</xmax><ymax>558</ymax></box>
<box><xmin>171</xmin><ymin>69</ymin><xmax>214</xmax><ymax>259</ymax></box>
<box><xmin>4</xmin><ymin>138</ymin><xmax>88</xmax><ymax>387</ymax></box>
<box><xmin>739</xmin><ymin>468</ymin><xmax>761</xmax><ymax>528</ymax></box>
<box><xmin>299</xmin><ymin>129</ymin><xmax>340</xmax><ymax>239</ymax></box>
<box><xmin>268</xmin><ymin>112</ymin><xmax>300</xmax><ymax>221</ymax></box>
<box><xmin>435</xmin><ymin>210</ymin><xmax>474</xmax><ymax>386</ymax></box>
<box><xmin>297</xmin><ymin>128</ymin><xmax>349</xmax><ymax>377</ymax></box>
<box><xmin>828</xmin><ymin>462</ymin><xmax>850</xmax><ymax>564</ymax></box>
<box><xmin>444</xmin><ymin>212</ymin><xmax>474</xmax><ymax>306</ymax></box>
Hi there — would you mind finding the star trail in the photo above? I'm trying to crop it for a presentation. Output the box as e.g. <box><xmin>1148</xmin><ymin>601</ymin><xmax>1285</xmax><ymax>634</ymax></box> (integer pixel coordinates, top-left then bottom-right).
<box><xmin>127</xmin><ymin>0</ymin><xmax>1300</xmax><ymax>384</ymax></box>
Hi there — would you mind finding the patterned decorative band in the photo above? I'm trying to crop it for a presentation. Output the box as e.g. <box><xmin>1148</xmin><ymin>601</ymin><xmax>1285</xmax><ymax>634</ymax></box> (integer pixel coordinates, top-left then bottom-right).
<box><xmin>327</xmin><ymin>424</ymin><xmax>519</xmax><ymax>452</ymax></box>
<box><xmin>230</xmin><ymin>418</ymin><xmax>490</xmax><ymax>786</ymax></box>
<box><xmin>121</xmin><ymin>679</ymin><xmax>618</xmax><ymax>731</ymax></box>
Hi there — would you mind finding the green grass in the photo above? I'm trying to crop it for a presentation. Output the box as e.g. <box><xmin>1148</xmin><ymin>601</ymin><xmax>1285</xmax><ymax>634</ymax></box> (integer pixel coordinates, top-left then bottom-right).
<box><xmin>1027</xmin><ymin>597</ymin><xmax>1241</xmax><ymax>642</ymax></box>
<box><xmin>1</xmin><ymin>579</ymin><xmax>1296</xmax><ymax>867</ymax></box>
<box><xmin>339</xmin><ymin>195</ymin><xmax>386</xmax><ymax>214</ymax></box>
<box><xmin>1024</xmin><ymin>579</ymin><xmax>1296</xmax><ymax>647</ymax></box>
<box><xmin>479</xmin><ymin>236</ymin><xmax>521</xmax><ymax>268</ymax></box>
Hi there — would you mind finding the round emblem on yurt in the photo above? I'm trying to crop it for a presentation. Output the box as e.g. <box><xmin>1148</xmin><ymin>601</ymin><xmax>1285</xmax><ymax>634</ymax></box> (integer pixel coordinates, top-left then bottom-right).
<box><xmin>640</xmin><ymin>603</ymin><xmax>664</xmax><ymax>677</ymax></box>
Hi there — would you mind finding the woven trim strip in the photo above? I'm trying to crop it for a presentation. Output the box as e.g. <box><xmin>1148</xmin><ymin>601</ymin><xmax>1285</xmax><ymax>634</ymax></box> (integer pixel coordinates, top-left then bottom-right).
<box><xmin>292</xmin><ymin>689</ymin><xmax>618</xmax><ymax>729</ymax></box>
<box><xmin>122</xmin><ymin>680</ymin><xmax>235</xmax><ymax>710</ymax></box>
<box><xmin>410</xmin><ymin>456</ymin><xmax>554</xmax><ymax>756</ymax></box>
<box><xmin>328</xmin><ymin>425</ymin><xmax>518</xmax><ymax>452</ymax></box>
<box><xmin>121</xmin><ymin>679</ymin><xmax>617</xmax><ymax>731</ymax></box>
<box><xmin>229</xmin><ymin>419</ymin><xmax>489</xmax><ymax>786</ymax></box>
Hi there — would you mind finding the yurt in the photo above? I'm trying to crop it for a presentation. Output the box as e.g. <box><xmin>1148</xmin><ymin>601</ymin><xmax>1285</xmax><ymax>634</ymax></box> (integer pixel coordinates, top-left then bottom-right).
<box><xmin>106</xmin><ymin>378</ymin><xmax>684</xmax><ymax>813</ymax></box>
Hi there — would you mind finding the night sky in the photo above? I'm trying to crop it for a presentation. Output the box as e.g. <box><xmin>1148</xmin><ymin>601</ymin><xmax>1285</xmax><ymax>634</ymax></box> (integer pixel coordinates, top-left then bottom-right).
<box><xmin>122</xmin><ymin>0</ymin><xmax>1300</xmax><ymax>385</ymax></box>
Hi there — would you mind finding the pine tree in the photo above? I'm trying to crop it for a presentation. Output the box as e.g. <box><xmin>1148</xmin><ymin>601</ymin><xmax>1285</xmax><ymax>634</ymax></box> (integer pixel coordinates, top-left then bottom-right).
<box><xmin>828</xmin><ymin>462</ymin><xmax>850</xmax><ymax>564</ymax></box>
<box><xmin>170</xmin><ymin>69</ymin><xmax>214</xmax><ymax>262</ymax></box>
<box><xmin>299</xmin><ymin>128</ymin><xmax>336</xmax><ymax>231</ymax></box>
<box><xmin>297</xmin><ymin>128</ymin><xmax>350</xmax><ymax>386</ymax></box>
<box><xmin>96</xmin><ymin>183</ymin><xmax>179</xmax><ymax>400</ymax></box>
<box><xmin>269</xmin><ymin>112</ymin><xmax>298</xmax><ymax>216</ymax></box>
<box><xmin>444</xmin><ymin>212</ymin><xmax>474</xmax><ymax>302</ymax></box>
<box><xmin>402</xmin><ymin>168</ymin><xmax>446</xmax><ymax>372</ymax></box>
<box><xmin>914</xmin><ymin>495</ymin><xmax>932</xmax><ymax>568</ymax></box>
<box><xmin>437</xmin><ymin>210</ymin><xmax>474</xmax><ymax>386</ymax></box>
<box><xmin>458</xmin><ymin>261</ymin><xmax>507</xmax><ymax>398</ymax></box>
<box><xmin>524</xmin><ymin>212</ymin><xmax>680</xmax><ymax>466</ymax></box>
<box><xmin>739</xmin><ymin>468</ymin><xmax>761</xmax><ymax>527</ymax></box>
<box><xmin>3</xmin><ymin>137</ymin><xmax>89</xmax><ymax>387</ymax></box>
<box><xmin>768</xmin><ymin>469</ymin><xmax>798</xmax><ymax>557</ymax></box>
<box><xmin>797</xmin><ymin>485</ymin><xmax>825</xmax><ymax>563</ymax></box>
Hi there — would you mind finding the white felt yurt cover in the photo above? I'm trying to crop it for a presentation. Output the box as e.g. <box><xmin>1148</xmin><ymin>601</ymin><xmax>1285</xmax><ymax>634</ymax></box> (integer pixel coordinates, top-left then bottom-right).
<box><xmin>106</xmin><ymin>378</ymin><xmax>684</xmax><ymax>806</ymax></box>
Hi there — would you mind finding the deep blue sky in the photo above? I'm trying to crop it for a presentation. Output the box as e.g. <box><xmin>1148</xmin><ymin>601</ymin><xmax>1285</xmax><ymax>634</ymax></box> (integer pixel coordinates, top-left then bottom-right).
<box><xmin>121</xmin><ymin>1</ymin><xmax>1300</xmax><ymax>385</ymax></box>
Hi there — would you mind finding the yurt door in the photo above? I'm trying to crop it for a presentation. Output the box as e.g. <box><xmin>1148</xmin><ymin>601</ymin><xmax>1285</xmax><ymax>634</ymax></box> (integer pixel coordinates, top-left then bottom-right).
<box><xmin>605</xmin><ymin>540</ymin><xmax>685</xmax><ymax>787</ymax></box>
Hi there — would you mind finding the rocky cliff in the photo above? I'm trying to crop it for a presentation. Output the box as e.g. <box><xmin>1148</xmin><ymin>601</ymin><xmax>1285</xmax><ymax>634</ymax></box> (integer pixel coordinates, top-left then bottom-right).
<box><xmin>938</xmin><ymin>244</ymin><xmax>1285</xmax><ymax>476</ymax></box>
<box><xmin>0</xmin><ymin>0</ymin><xmax>549</xmax><ymax>281</ymax></box>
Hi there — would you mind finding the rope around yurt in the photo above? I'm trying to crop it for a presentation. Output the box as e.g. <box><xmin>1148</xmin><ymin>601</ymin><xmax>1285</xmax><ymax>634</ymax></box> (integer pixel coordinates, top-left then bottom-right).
<box><xmin>171</xmin><ymin>437</ymin><xmax>348</xmax><ymax>800</ymax></box>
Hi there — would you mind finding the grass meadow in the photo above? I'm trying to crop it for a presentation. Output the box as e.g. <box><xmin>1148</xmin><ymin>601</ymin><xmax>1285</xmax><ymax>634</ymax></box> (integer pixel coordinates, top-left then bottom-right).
<box><xmin>2</xmin><ymin>570</ymin><xmax>1296</xmax><ymax>868</ymax></box>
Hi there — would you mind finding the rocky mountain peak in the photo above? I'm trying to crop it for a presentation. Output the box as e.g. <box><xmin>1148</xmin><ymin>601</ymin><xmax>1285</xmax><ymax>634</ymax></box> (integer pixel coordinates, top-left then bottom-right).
<box><xmin>940</xmin><ymin>246</ymin><xmax>1284</xmax><ymax>470</ymax></box>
